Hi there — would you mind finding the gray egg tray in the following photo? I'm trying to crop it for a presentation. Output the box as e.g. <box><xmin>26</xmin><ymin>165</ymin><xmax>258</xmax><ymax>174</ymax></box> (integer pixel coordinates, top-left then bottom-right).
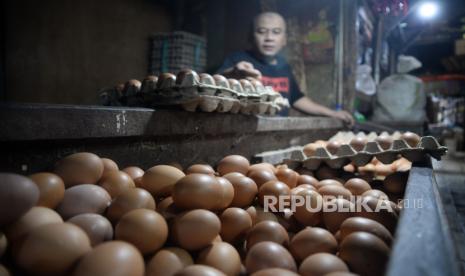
<box><xmin>100</xmin><ymin>70</ymin><xmax>289</xmax><ymax>115</ymax></box>
<box><xmin>283</xmin><ymin>136</ymin><xmax>447</xmax><ymax>170</ymax></box>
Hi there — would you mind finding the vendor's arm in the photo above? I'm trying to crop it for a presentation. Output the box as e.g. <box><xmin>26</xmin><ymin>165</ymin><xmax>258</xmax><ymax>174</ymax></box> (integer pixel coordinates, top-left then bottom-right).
<box><xmin>293</xmin><ymin>97</ymin><xmax>354</xmax><ymax>126</ymax></box>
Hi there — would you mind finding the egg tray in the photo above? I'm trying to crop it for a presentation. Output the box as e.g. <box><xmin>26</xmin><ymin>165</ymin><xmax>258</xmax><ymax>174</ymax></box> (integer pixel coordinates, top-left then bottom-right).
<box><xmin>100</xmin><ymin>70</ymin><xmax>290</xmax><ymax>115</ymax></box>
<box><xmin>283</xmin><ymin>136</ymin><xmax>447</xmax><ymax>170</ymax></box>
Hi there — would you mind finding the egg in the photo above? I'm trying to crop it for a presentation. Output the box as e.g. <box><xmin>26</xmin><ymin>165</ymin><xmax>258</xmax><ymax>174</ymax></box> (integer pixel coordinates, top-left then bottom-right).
<box><xmin>322</xmin><ymin>198</ymin><xmax>355</xmax><ymax>233</ymax></box>
<box><xmin>245</xmin><ymin>241</ymin><xmax>297</xmax><ymax>273</ymax></box>
<box><xmin>186</xmin><ymin>164</ymin><xmax>216</xmax><ymax>175</ymax></box>
<box><xmin>29</xmin><ymin>172</ymin><xmax>65</xmax><ymax>209</ymax></box>
<box><xmin>17</xmin><ymin>223</ymin><xmax>91</xmax><ymax>275</ymax></box>
<box><xmin>121</xmin><ymin>166</ymin><xmax>144</xmax><ymax>180</ymax></box>
<box><xmin>362</xmin><ymin>189</ymin><xmax>388</xmax><ymax>200</ymax></box>
<box><xmin>383</xmin><ymin>171</ymin><xmax>409</xmax><ymax>194</ymax></box>
<box><xmin>344</xmin><ymin>178</ymin><xmax>371</xmax><ymax>195</ymax></box>
<box><xmin>248</xmin><ymin>163</ymin><xmax>276</xmax><ymax>174</ymax></box>
<box><xmin>299</xmin><ymin>253</ymin><xmax>349</xmax><ymax>276</ymax></box>
<box><xmin>297</xmin><ymin>175</ymin><xmax>319</xmax><ymax>187</ymax></box>
<box><xmin>141</xmin><ymin>165</ymin><xmax>185</xmax><ymax>198</ymax></box>
<box><xmin>5</xmin><ymin>206</ymin><xmax>63</xmax><ymax>242</ymax></box>
<box><xmin>275</xmin><ymin>167</ymin><xmax>298</xmax><ymax>188</ymax></box>
<box><xmin>54</xmin><ymin>152</ymin><xmax>104</xmax><ymax>187</ymax></box>
<box><xmin>248</xmin><ymin>170</ymin><xmax>277</xmax><ymax>188</ymax></box>
<box><xmin>98</xmin><ymin>171</ymin><xmax>135</xmax><ymax>198</ymax></box>
<box><xmin>156</xmin><ymin>197</ymin><xmax>179</xmax><ymax>221</ymax></box>
<box><xmin>375</xmin><ymin>135</ymin><xmax>394</xmax><ymax>150</ymax></box>
<box><xmin>293</xmin><ymin>189</ymin><xmax>323</xmax><ymax>226</ymax></box>
<box><xmin>68</xmin><ymin>214</ymin><xmax>113</xmax><ymax>246</ymax></box>
<box><xmin>258</xmin><ymin>180</ymin><xmax>291</xmax><ymax>207</ymax></box>
<box><xmin>101</xmin><ymin>158</ymin><xmax>119</xmax><ymax>174</ymax></box>
<box><xmin>217</xmin><ymin>155</ymin><xmax>250</xmax><ymax>175</ymax></box>
<box><xmin>358</xmin><ymin>197</ymin><xmax>398</xmax><ymax>233</ymax></box>
<box><xmin>0</xmin><ymin>173</ymin><xmax>39</xmax><ymax>227</ymax></box>
<box><xmin>349</xmin><ymin>137</ymin><xmax>367</xmax><ymax>152</ymax></box>
<box><xmin>0</xmin><ymin>232</ymin><xmax>7</xmax><ymax>258</ymax></box>
<box><xmin>172</xmin><ymin>174</ymin><xmax>222</xmax><ymax>210</ymax></box>
<box><xmin>220</xmin><ymin>207</ymin><xmax>253</xmax><ymax>244</ymax></box>
<box><xmin>339</xmin><ymin>232</ymin><xmax>390</xmax><ymax>276</ymax></box>
<box><xmin>292</xmin><ymin>184</ymin><xmax>316</xmax><ymax>194</ymax></box>
<box><xmin>73</xmin><ymin>241</ymin><xmax>144</xmax><ymax>276</ymax></box>
<box><xmin>215</xmin><ymin>177</ymin><xmax>235</xmax><ymax>210</ymax></box>
<box><xmin>57</xmin><ymin>184</ymin><xmax>111</xmax><ymax>220</ymax></box>
<box><xmin>146</xmin><ymin>247</ymin><xmax>193</xmax><ymax>276</ymax></box>
<box><xmin>303</xmin><ymin>143</ymin><xmax>320</xmax><ymax>157</ymax></box>
<box><xmin>115</xmin><ymin>209</ymin><xmax>168</xmax><ymax>254</ymax></box>
<box><xmin>223</xmin><ymin>173</ymin><xmax>258</xmax><ymax>207</ymax></box>
<box><xmin>197</xmin><ymin>242</ymin><xmax>242</xmax><ymax>276</ymax></box>
<box><xmin>105</xmin><ymin>188</ymin><xmax>156</xmax><ymax>223</ymax></box>
<box><xmin>401</xmin><ymin>131</ymin><xmax>421</xmax><ymax>147</ymax></box>
<box><xmin>254</xmin><ymin>206</ymin><xmax>279</xmax><ymax>224</ymax></box>
<box><xmin>289</xmin><ymin>227</ymin><xmax>338</xmax><ymax>262</ymax></box>
<box><xmin>171</xmin><ymin>209</ymin><xmax>221</xmax><ymax>251</ymax></box>
<box><xmin>246</xmin><ymin>221</ymin><xmax>289</xmax><ymax>250</ymax></box>
<box><xmin>175</xmin><ymin>265</ymin><xmax>226</xmax><ymax>276</ymax></box>
<box><xmin>326</xmin><ymin>141</ymin><xmax>341</xmax><ymax>155</ymax></box>
<box><xmin>318</xmin><ymin>185</ymin><xmax>352</xmax><ymax>200</ymax></box>
<box><xmin>251</xmin><ymin>268</ymin><xmax>300</xmax><ymax>276</ymax></box>
<box><xmin>314</xmin><ymin>179</ymin><xmax>343</xmax><ymax>189</ymax></box>
<box><xmin>340</xmin><ymin>217</ymin><xmax>392</xmax><ymax>246</ymax></box>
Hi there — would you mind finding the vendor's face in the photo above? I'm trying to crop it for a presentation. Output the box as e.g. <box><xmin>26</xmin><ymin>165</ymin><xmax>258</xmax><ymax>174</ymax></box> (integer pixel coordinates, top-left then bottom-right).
<box><xmin>253</xmin><ymin>14</ymin><xmax>286</xmax><ymax>58</ymax></box>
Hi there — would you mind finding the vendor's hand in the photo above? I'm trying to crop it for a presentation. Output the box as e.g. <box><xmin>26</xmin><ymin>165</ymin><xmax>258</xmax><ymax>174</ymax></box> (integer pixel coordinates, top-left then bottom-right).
<box><xmin>232</xmin><ymin>61</ymin><xmax>262</xmax><ymax>80</ymax></box>
<box><xmin>332</xmin><ymin>110</ymin><xmax>355</xmax><ymax>127</ymax></box>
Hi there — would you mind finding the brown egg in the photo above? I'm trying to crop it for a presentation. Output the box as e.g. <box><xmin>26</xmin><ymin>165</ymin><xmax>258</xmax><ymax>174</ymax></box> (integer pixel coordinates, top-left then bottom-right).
<box><xmin>289</xmin><ymin>227</ymin><xmax>338</xmax><ymax>262</ymax></box>
<box><xmin>375</xmin><ymin>163</ymin><xmax>395</xmax><ymax>177</ymax></box>
<box><xmin>291</xmin><ymin>185</ymin><xmax>316</xmax><ymax>195</ymax></box>
<box><xmin>322</xmin><ymin>198</ymin><xmax>355</xmax><ymax>233</ymax></box>
<box><xmin>133</xmin><ymin>176</ymin><xmax>143</xmax><ymax>188</ymax></box>
<box><xmin>115</xmin><ymin>209</ymin><xmax>168</xmax><ymax>254</ymax></box>
<box><xmin>57</xmin><ymin>184</ymin><xmax>111</xmax><ymax>220</ymax></box>
<box><xmin>176</xmin><ymin>265</ymin><xmax>226</xmax><ymax>276</ymax></box>
<box><xmin>326</xmin><ymin>141</ymin><xmax>341</xmax><ymax>155</ymax></box>
<box><xmin>216</xmin><ymin>177</ymin><xmax>235</xmax><ymax>210</ymax></box>
<box><xmin>383</xmin><ymin>171</ymin><xmax>409</xmax><ymax>194</ymax></box>
<box><xmin>318</xmin><ymin>185</ymin><xmax>352</xmax><ymax>200</ymax></box>
<box><xmin>172</xmin><ymin>174</ymin><xmax>222</xmax><ymax>210</ymax></box>
<box><xmin>344</xmin><ymin>178</ymin><xmax>371</xmax><ymax>196</ymax></box>
<box><xmin>297</xmin><ymin>175</ymin><xmax>319</xmax><ymax>187</ymax></box>
<box><xmin>105</xmin><ymin>187</ymin><xmax>156</xmax><ymax>223</ymax></box>
<box><xmin>197</xmin><ymin>242</ymin><xmax>241</xmax><ymax>276</ymax></box>
<box><xmin>340</xmin><ymin>217</ymin><xmax>392</xmax><ymax>246</ymax></box>
<box><xmin>245</xmin><ymin>241</ymin><xmax>297</xmax><ymax>273</ymax></box>
<box><xmin>146</xmin><ymin>247</ymin><xmax>193</xmax><ymax>276</ymax></box>
<box><xmin>73</xmin><ymin>241</ymin><xmax>144</xmax><ymax>276</ymax></box>
<box><xmin>0</xmin><ymin>232</ymin><xmax>7</xmax><ymax>258</ymax></box>
<box><xmin>334</xmin><ymin>230</ymin><xmax>341</xmax><ymax>243</ymax></box>
<box><xmin>54</xmin><ymin>152</ymin><xmax>104</xmax><ymax>187</ymax></box>
<box><xmin>141</xmin><ymin>165</ymin><xmax>185</xmax><ymax>198</ymax></box>
<box><xmin>258</xmin><ymin>180</ymin><xmax>291</xmax><ymax>208</ymax></box>
<box><xmin>223</xmin><ymin>173</ymin><xmax>258</xmax><ymax>207</ymax></box>
<box><xmin>220</xmin><ymin>207</ymin><xmax>253</xmax><ymax>244</ymax></box>
<box><xmin>101</xmin><ymin>158</ymin><xmax>119</xmax><ymax>174</ymax></box>
<box><xmin>343</xmin><ymin>163</ymin><xmax>355</xmax><ymax>173</ymax></box>
<box><xmin>246</xmin><ymin>221</ymin><xmax>289</xmax><ymax>250</ymax></box>
<box><xmin>122</xmin><ymin>166</ymin><xmax>144</xmax><ymax>180</ymax></box>
<box><xmin>156</xmin><ymin>196</ymin><xmax>179</xmax><ymax>220</ymax></box>
<box><xmin>5</xmin><ymin>206</ymin><xmax>63</xmax><ymax>242</ymax></box>
<box><xmin>248</xmin><ymin>163</ymin><xmax>276</xmax><ymax>174</ymax></box>
<box><xmin>375</xmin><ymin>135</ymin><xmax>394</xmax><ymax>150</ymax></box>
<box><xmin>254</xmin><ymin>206</ymin><xmax>279</xmax><ymax>224</ymax></box>
<box><xmin>17</xmin><ymin>223</ymin><xmax>91</xmax><ymax>275</ymax></box>
<box><xmin>186</xmin><ymin>164</ymin><xmax>215</xmax><ymax>175</ymax></box>
<box><xmin>401</xmin><ymin>131</ymin><xmax>421</xmax><ymax>147</ymax></box>
<box><xmin>293</xmin><ymin>189</ymin><xmax>323</xmax><ymax>226</ymax></box>
<box><xmin>275</xmin><ymin>167</ymin><xmax>298</xmax><ymax>188</ymax></box>
<box><xmin>68</xmin><ymin>214</ymin><xmax>113</xmax><ymax>246</ymax></box>
<box><xmin>303</xmin><ymin>143</ymin><xmax>320</xmax><ymax>157</ymax></box>
<box><xmin>0</xmin><ymin>173</ymin><xmax>39</xmax><ymax>227</ymax></box>
<box><xmin>362</xmin><ymin>189</ymin><xmax>388</xmax><ymax>200</ymax></box>
<box><xmin>98</xmin><ymin>171</ymin><xmax>135</xmax><ymax>198</ymax></box>
<box><xmin>358</xmin><ymin>197</ymin><xmax>398</xmax><ymax>233</ymax></box>
<box><xmin>248</xmin><ymin>170</ymin><xmax>277</xmax><ymax>188</ymax></box>
<box><xmin>251</xmin><ymin>268</ymin><xmax>300</xmax><ymax>276</ymax></box>
<box><xmin>172</xmin><ymin>209</ymin><xmax>221</xmax><ymax>251</ymax></box>
<box><xmin>349</xmin><ymin>137</ymin><xmax>367</xmax><ymax>152</ymax></box>
<box><xmin>314</xmin><ymin>179</ymin><xmax>343</xmax><ymax>189</ymax></box>
<box><xmin>299</xmin><ymin>253</ymin><xmax>349</xmax><ymax>276</ymax></box>
<box><xmin>29</xmin><ymin>172</ymin><xmax>65</xmax><ymax>209</ymax></box>
<box><xmin>339</xmin><ymin>232</ymin><xmax>390</xmax><ymax>276</ymax></box>
<box><xmin>217</xmin><ymin>155</ymin><xmax>250</xmax><ymax>176</ymax></box>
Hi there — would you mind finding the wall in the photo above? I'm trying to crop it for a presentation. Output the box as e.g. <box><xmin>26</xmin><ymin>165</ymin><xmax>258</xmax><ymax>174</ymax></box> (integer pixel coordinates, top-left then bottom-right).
<box><xmin>4</xmin><ymin>0</ymin><xmax>172</xmax><ymax>104</ymax></box>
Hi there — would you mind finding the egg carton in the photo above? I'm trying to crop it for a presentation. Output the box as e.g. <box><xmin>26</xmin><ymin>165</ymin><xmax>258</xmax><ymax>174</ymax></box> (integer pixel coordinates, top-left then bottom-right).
<box><xmin>100</xmin><ymin>70</ymin><xmax>289</xmax><ymax>115</ymax></box>
<box><xmin>284</xmin><ymin>136</ymin><xmax>447</xmax><ymax>170</ymax></box>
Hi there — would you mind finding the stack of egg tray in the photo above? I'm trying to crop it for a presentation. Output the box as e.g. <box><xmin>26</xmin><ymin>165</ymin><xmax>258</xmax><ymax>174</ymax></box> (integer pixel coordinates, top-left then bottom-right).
<box><xmin>284</xmin><ymin>134</ymin><xmax>447</xmax><ymax>170</ymax></box>
<box><xmin>100</xmin><ymin>70</ymin><xmax>290</xmax><ymax>115</ymax></box>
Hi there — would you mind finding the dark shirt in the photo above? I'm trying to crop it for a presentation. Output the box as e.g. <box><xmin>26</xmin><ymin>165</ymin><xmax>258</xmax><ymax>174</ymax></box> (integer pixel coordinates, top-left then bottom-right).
<box><xmin>217</xmin><ymin>50</ymin><xmax>304</xmax><ymax>116</ymax></box>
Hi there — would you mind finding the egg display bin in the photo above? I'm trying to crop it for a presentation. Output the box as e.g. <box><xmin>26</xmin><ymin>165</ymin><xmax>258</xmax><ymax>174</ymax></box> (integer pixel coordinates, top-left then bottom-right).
<box><xmin>100</xmin><ymin>70</ymin><xmax>290</xmax><ymax>115</ymax></box>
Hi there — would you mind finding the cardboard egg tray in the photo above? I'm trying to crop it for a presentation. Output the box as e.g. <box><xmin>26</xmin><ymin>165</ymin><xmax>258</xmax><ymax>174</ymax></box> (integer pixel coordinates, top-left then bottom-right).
<box><xmin>284</xmin><ymin>135</ymin><xmax>447</xmax><ymax>170</ymax></box>
<box><xmin>100</xmin><ymin>70</ymin><xmax>289</xmax><ymax>115</ymax></box>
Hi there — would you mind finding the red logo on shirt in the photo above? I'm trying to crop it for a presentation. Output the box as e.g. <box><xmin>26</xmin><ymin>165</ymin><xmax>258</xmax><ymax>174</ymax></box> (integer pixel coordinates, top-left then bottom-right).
<box><xmin>261</xmin><ymin>77</ymin><xmax>289</xmax><ymax>93</ymax></box>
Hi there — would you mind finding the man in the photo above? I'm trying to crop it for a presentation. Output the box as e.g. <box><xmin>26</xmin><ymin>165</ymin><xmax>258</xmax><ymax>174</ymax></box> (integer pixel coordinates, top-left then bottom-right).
<box><xmin>217</xmin><ymin>12</ymin><xmax>354</xmax><ymax>125</ymax></box>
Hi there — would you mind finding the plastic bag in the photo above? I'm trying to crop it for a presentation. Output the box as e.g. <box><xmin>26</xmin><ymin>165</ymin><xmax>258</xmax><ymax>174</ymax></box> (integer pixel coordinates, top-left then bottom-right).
<box><xmin>356</xmin><ymin>65</ymin><xmax>376</xmax><ymax>95</ymax></box>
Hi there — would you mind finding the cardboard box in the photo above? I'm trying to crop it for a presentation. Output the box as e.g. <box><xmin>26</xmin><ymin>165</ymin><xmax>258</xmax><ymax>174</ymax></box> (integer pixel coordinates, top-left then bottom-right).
<box><xmin>455</xmin><ymin>39</ymin><xmax>465</xmax><ymax>56</ymax></box>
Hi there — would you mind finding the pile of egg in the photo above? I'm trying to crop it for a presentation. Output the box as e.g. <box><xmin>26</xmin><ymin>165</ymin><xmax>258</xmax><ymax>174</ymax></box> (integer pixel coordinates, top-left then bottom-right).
<box><xmin>0</xmin><ymin>150</ymin><xmax>408</xmax><ymax>276</ymax></box>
